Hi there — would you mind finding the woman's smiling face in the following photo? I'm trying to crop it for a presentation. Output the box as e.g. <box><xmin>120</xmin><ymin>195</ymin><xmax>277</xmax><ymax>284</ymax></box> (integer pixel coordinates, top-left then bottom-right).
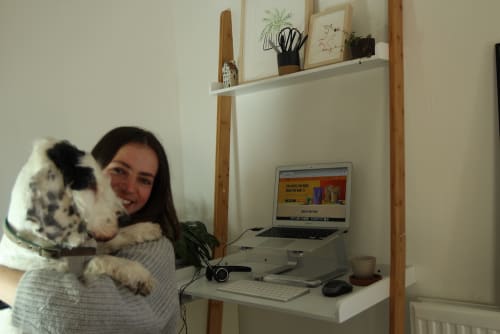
<box><xmin>104</xmin><ymin>143</ymin><xmax>159</xmax><ymax>215</ymax></box>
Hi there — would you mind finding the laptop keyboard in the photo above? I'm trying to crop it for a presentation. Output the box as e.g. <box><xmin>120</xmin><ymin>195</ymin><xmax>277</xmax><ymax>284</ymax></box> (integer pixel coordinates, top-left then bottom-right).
<box><xmin>256</xmin><ymin>227</ymin><xmax>337</xmax><ymax>240</ymax></box>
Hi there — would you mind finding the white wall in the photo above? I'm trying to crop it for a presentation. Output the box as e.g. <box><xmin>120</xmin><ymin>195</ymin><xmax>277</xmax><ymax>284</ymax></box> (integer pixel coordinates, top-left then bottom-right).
<box><xmin>0</xmin><ymin>0</ymin><xmax>184</xmax><ymax>220</ymax></box>
<box><xmin>404</xmin><ymin>0</ymin><xmax>500</xmax><ymax>303</ymax></box>
<box><xmin>1</xmin><ymin>0</ymin><xmax>499</xmax><ymax>334</ymax></box>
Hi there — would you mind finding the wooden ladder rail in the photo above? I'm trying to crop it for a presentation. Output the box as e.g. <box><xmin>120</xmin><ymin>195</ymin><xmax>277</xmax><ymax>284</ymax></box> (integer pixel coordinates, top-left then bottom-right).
<box><xmin>206</xmin><ymin>9</ymin><xmax>233</xmax><ymax>334</ymax></box>
<box><xmin>388</xmin><ymin>0</ymin><xmax>406</xmax><ymax>333</ymax></box>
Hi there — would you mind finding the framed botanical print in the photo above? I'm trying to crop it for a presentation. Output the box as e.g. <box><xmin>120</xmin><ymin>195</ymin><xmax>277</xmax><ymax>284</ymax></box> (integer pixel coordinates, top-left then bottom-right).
<box><xmin>238</xmin><ymin>0</ymin><xmax>313</xmax><ymax>83</ymax></box>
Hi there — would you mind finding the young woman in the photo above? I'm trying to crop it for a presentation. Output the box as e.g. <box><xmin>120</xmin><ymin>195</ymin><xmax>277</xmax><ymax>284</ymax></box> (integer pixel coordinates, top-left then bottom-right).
<box><xmin>0</xmin><ymin>126</ymin><xmax>181</xmax><ymax>333</ymax></box>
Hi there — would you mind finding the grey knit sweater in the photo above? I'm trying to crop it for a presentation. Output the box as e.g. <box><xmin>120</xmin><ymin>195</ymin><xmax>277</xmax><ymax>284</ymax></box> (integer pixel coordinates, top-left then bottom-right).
<box><xmin>11</xmin><ymin>237</ymin><xmax>179</xmax><ymax>333</ymax></box>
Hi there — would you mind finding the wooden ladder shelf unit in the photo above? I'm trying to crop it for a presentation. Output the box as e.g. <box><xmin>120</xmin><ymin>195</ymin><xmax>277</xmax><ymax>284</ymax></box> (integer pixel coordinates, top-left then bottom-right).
<box><xmin>208</xmin><ymin>1</ymin><xmax>405</xmax><ymax>333</ymax></box>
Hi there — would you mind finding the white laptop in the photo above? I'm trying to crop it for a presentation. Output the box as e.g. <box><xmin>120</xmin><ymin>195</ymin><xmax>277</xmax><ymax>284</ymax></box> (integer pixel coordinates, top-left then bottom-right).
<box><xmin>234</xmin><ymin>162</ymin><xmax>352</xmax><ymax>252</ymax></box>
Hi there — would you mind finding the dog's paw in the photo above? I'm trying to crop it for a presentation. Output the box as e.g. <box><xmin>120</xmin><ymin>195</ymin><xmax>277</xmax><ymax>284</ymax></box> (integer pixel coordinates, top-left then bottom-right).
<box><xmin>122</xmin><ymin>262</ymin><xmax>155</xmax><ymax>295</ymax></box>
<box><xmin>84</xmin><ymin>255</ymin><xmax>155</xmax><ymax>295</ymax></box>
<box><xmin>124</xmin><ymin>222</ymin><xmax>163</xmax><ymax>243</ymax></box>
<box><xmin>98</xmin><ymin>222</ymin><xmax>162</xmax><ymax>254</ymax></box>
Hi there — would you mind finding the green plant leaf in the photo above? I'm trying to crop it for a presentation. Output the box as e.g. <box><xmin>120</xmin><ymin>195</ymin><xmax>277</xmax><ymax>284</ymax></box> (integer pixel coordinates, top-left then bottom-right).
<box><xmin>174</xmin><ymin>221</ymin><xmax>220</xmax><ymax>268</ymax></box>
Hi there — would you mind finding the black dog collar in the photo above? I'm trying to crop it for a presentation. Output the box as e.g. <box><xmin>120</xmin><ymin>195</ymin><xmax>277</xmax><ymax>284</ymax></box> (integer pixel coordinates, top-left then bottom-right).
<box><xmin>3</xmin><ymin>218</ymin><xmax>96</xmax><ymax>259</ymax></box>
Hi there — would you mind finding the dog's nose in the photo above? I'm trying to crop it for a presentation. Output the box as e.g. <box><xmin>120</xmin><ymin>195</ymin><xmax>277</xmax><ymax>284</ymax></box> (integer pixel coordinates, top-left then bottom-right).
<box><xmin>118</xmin><ymin>213</ymin><xmax>131</xmax><ymax>227</ymax></box>
<box><xmin>88</xmin><ymin>229</ymin><xmax>118</xmax><ymax>242</ymax></box>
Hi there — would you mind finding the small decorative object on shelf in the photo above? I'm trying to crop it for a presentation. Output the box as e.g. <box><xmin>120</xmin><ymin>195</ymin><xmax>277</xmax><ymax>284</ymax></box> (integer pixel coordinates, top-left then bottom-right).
<box><xmin>347</xmin><ymin>32</ymin><xmax>375</xmax><ymax>59</ymax></box>
<box><xmin>349</xmin><ymin>255</ymin><xmax>381</xmax><ymax>286</ymax></box>
<box><xmin>269</xmin><ymin>26</ymin><xmax>308</xmax><ymax>76</ymax></box>
<box><xmin>222</xmin><ymin>60</ymin><xmax>238</xmax><ymax>88</ymax></box>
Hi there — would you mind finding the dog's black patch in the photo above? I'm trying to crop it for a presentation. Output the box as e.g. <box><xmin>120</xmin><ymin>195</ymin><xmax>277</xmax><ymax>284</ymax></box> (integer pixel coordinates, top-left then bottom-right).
<box><xmin>26</xmin><ymin>208</ymin><xmax>37</xmax><ymax>219</ymax></box>
<box><xmin>46</xmin><ymin>191</ymin><xmax>57</xmax><ymax>201</ymax></box>
<box><xmin>43</xmin><ymin>214</ymin><xmax>61</xmax><ymax>227</ymax></box>
<box><xmin>46</xmin><ymin>230</ymin><xmax>62</xmax><ymax>240</ymax></box>
<box><xmin>68</xmin><ymin>204</ymin><xmax>76</xmax><ymax>216</ymax></box>
<box><xmin>27</xmin><ymin>201</ymin><xmax>63</xmax><ymax>241</ymax></box>
<box><xmin>0</xmin><ymin>299</ymin><xmax>10</xmax><ymax>309</ymax></box>
<box><xmin>46</xmin><ymin>141</ymin><xmax>97</xmax><ymax>191</ymax></box>
<box><xmin>61</xmin><ymin>230</ymin><xmax>72</xmax><ymax>243</ymax></box>
<box><xmin>47</xmin><ymin>203</ymin><xmax>59</xmax><ymax>213</ymax></box>
<box><xmin>29</xmin><ymin>181</ymin><xmax>37</xmax><ymax>192</ymax></box>
<box><xmin>77</xmin><ymin>222</ymin><xmax>86</xmax><ymax>234</ymax></box>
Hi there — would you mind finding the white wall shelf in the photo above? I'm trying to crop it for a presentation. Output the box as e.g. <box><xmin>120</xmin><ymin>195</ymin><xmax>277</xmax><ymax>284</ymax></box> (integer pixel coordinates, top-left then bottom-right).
<box><xmin>209</xmin><ymin>42</ymin><xmax>388</xmax><ymax>97</ymax></box>
<box><xmin>176</xmin><ymin>249</ymin><xmax>416</xmax><ymax>323</ymax></box>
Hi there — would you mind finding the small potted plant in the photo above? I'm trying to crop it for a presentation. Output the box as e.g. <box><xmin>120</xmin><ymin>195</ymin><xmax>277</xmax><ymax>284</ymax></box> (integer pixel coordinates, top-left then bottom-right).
<box><xmin>347</xmin><ymin>32</ymin><xmax>375</xmax><ymax>59</ymax></box>
<box><xmin>174</xmin><ymin>221</ymin><xmax>220</xmax><ymax>269</ymax></box>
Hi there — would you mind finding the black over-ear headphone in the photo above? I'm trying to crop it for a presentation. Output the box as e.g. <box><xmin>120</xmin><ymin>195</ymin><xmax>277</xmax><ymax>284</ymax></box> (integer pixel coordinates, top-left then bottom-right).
<box><xmin>205</xmin><ymin>265</ymin><xmax>252</xmax><ymax>283</ymax></box>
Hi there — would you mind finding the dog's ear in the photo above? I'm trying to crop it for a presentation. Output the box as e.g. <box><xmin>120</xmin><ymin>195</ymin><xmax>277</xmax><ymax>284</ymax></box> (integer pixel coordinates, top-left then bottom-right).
<box><xmin>46</xmin><ymin>141</ymin><xmax>97</xmax><ymax>191</ymax></box>
<box><xmin>26</xmin><ymin>166</ymin><xmax>87</xmax><ymax>244</ymax></box>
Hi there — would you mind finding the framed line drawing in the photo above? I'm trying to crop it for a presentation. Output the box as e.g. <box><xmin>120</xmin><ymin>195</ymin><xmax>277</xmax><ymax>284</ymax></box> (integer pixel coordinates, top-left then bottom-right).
<box><xmin>238</xmin><ymin>0</ymin><xmax>313</xmax><ymax>83</ymax></box>
<box><xmin>304</xmin><ymin>4</ymin><xmax>352</xmax><ymax>69</ymax></box>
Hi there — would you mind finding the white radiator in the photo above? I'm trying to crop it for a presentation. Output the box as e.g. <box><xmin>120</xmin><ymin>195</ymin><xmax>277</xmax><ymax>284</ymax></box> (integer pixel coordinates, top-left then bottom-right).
<box><xmin>410</xmin><ymin>299</ymin><xmax>500</xmax><ymax>334</ymax></box>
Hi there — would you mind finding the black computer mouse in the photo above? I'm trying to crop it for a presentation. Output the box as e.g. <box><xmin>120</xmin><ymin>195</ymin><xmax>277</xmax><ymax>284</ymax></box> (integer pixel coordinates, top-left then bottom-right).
<box><xmin>321</xmin><ymin>279</ymin><xmax>353</xmax><ymax>297</ymax></box>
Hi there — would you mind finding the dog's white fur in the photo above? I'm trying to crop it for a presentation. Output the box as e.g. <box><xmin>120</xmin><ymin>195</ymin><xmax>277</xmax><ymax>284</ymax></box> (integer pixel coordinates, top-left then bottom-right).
<box><xmin>0</xmin><ymin>138</ymin><xmax>163</xmax><ymax>333</ymax></box>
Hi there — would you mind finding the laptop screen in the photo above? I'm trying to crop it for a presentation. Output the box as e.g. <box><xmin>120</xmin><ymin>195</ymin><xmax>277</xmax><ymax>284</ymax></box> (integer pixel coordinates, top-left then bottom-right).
<box><xmin>272</xmin><ymin>162</ymin><xmax>352</xmax><ymax>230</ymax></box>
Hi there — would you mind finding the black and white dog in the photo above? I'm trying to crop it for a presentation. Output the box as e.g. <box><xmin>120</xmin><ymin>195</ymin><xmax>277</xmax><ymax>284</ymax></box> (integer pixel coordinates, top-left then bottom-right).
<box><xmin>0</xmin><ymin>138</ymin><xmax>163</xmax><ymax>332</ymax></box>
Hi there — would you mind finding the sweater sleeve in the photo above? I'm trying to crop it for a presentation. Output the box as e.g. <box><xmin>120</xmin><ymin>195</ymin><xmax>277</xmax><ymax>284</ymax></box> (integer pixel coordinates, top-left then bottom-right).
<box><xmin>12</xmin><ymin>237</ymin><xmax>180</xmax><ymax>334</ymax></box>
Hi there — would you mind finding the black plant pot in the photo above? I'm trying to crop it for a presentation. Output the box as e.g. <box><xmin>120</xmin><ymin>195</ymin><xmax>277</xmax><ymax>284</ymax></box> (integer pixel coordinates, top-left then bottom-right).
<box><xmin>350</xmin><ymin>38</ymin><xmax>375</xmax><ymax>59</ymax></box>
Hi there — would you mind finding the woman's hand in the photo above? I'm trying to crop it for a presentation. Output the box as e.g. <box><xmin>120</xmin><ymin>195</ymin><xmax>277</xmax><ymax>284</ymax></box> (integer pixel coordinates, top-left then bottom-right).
<box><xmin>0</xmin><ymin>265</ymin><xmax>23</xmax><ymax>306</ymax></box>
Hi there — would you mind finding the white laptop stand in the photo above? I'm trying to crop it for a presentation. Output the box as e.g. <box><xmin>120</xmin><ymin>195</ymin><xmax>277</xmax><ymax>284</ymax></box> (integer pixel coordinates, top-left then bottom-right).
<box><xmin>249</xmin><ymin>233</ymin><xmax>349</xmax><ymax>287</ymax></box>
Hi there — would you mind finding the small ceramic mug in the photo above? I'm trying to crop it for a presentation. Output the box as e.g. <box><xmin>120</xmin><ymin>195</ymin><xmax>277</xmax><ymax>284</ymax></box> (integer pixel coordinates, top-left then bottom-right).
<box><xmin>350</xmin><ymin>255</ymin><xmax>376</xmax><ymax>278</ymax></box>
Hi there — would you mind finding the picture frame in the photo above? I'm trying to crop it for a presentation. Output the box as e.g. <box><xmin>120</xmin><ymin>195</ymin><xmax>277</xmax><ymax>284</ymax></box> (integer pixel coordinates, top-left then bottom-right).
<box><xmin>304</xmin><ymin>4</ymin><xmax>353</xmax><ymax>69</ymax></box>
<box><xmin>238</xmin><ymin>0</ymin><xmax>313</xmax><ymax>83</ymax></box>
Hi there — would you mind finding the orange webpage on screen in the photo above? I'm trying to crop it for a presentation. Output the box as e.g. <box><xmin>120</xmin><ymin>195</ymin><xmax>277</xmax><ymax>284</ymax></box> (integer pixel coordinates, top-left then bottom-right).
<box><xmin>276</xmin><ymin>176</ymin><xmax>347</xmax><ymax>222</ymax></box>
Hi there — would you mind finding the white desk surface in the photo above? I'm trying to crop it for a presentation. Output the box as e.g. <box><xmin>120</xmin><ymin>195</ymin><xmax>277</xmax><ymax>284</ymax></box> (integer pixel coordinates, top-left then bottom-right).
<box><xmin>176</xmin><ymin>249</ymin><xmax>416</xmax><ymax>323</ymax></box>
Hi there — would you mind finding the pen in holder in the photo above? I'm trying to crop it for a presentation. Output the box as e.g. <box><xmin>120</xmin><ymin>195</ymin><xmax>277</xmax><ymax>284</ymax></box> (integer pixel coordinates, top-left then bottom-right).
<box><xmin>277</xmin><ymin>50</ymin><xmax>300</xmax><ymax>75</ymax></box>
<box><xmin>270</xmin><ymin>27</ymin><xmax>308</xmax><ymax>76</ymax></box>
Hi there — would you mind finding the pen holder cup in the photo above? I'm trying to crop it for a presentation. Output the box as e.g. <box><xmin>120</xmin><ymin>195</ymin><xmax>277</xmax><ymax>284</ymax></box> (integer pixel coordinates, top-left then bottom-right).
<box><xmin>277</xmin><ymin>51</ymin><xmax>300</xmax><ymax>75</ymax></box>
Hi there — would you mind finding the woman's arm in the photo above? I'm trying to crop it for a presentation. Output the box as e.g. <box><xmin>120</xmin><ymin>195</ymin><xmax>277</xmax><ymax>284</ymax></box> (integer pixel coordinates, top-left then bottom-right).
<box><xmin>12</xmin><ymin>237</ymin><xmax>180</xmax><ymax>334</ymax></box>
<box><xmin>0</xmin><ymin>265</ymin><xmax>23</xmax><ymax>305</ymax></box>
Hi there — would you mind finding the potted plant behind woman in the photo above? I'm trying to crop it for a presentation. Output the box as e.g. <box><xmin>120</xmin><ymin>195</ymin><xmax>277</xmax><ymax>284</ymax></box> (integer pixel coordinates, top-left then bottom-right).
<box><xmin>174</xmin><ymin>221</ymin><xmax>220</xmax><ymax>269</ymax></box>
<box><xmin>347</xmin><ymin>32</ymin><xmax>375</xmax><ymax>59</ymax></box>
